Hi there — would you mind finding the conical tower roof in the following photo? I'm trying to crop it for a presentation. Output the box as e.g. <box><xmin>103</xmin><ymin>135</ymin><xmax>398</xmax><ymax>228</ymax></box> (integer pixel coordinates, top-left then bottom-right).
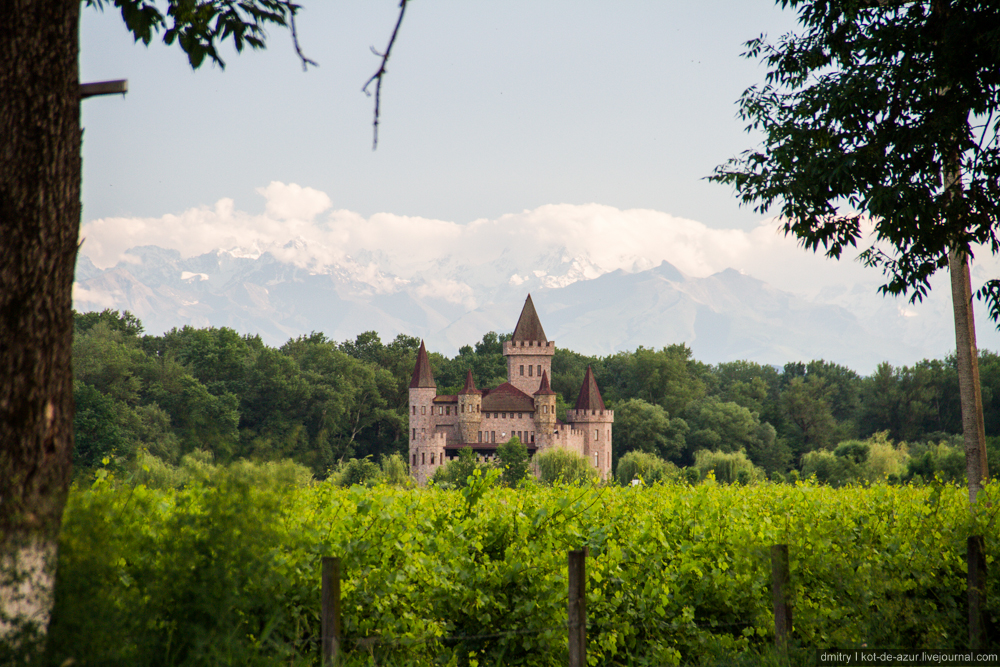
<box><xmin>459</xmin><ymin>369</ymin><xmax>481</xmax><ymax>395</ymax></box>
<box><xmin>511</xmin><ymin>294</ymin><xmax>547</xmax><ymax>342</ymax></box>
<box><xmin>534</xmin><ymin>370</ymin><xmax>556</xmax><ymax>396</ymax></box>
<box><xmin>574</xmin><ymin>366</ymin><xmax>605</xmax><ymax>411</ymax></box>
<box><xmin>408</xmin><ymin>340</ymin><xmax>436</xmax><ymax>389</ymax></box>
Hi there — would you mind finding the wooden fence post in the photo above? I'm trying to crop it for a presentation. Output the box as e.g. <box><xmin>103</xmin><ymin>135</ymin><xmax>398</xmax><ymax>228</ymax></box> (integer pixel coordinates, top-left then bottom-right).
<box><xmin>968</xmin><ymin>535</ymin><xmax>987</xmax><ymax>650</ymax></box>
<box><xmin>771</xmin><ymin>544</ymin><xmax>792</xmax><ymax>652</ymax></box>
<box><xmin>322</xmin><ymin>556</ymin><xmax>341</xmax><ymax>666</ymax></box>
<box><xmin>568</xmin><ymin>548</ymin><xmax>588</xmax><ymax>667</ymax></box>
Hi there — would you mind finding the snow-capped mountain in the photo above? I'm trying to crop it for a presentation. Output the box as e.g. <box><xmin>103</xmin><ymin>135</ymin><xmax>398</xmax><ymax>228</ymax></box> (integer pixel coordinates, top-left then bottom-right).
<box><xmin>72</xmin><ymin>241</ymin><xmax>1000</xmax><ymax>372</ymax></box>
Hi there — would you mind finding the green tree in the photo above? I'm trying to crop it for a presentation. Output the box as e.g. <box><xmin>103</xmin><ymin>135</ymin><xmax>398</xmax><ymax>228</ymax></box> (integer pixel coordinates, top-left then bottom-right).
<box><xmin>614</xmin><ymin>451</ymin><xmax>678</xmax><ymax>486</ymax></box>
<box><xmin>495</xmin><ymin>437</ymin><xmax>530</xmax><ymax>487</ymax></box>
<box><xmin>711</xmin><ymin>0</ymin><xmax>999</xmax><ymax>503</ymax></box>
<box><xmin>781</xmin><ymin>376</ymin><xmax>839</xmax><ymax>453</ymax></box>
<box><xmin>535</xmin><ymin>448</ymin><xmax>595</xmax><ymax>486</ymax></box>
<box><xmin>612</xmin><ymin>398</ymin><xmax>688</xmax><ymax>464</ymax></box>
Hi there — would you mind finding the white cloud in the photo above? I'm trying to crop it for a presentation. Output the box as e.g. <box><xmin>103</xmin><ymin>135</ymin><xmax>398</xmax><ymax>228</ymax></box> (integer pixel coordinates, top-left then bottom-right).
<box><xmin>78</xmin><ymin>182</ymin><xmax>1000</xmax><ymax>300</ymax></box>
<box><xmin>72</xmin><ymin>283</ymin><xmax>117</xmax><ymax>309</ymax></box>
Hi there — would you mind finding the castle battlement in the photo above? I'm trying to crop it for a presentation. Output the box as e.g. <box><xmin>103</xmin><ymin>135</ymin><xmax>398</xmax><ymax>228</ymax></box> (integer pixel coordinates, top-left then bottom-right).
<box><xmin>408</xmin><ymin>294</ymin><xmax>613</xmax><ymax>483</ymax></box>
<box><xmin>565</xmin><ymin>409</ymin><xmax>615</xmax><ymax>421</ymax></box>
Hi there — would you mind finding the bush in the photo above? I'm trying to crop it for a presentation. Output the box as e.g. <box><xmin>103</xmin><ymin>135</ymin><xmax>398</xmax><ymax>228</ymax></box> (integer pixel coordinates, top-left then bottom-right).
<box><xmin>380</xmin><ymin>453</ymin><xmax>412</xmax><ymax>487</ymax></box>
<box><xmin>495</xmin><ymin>437</ymin><xmax>530</xmax><ymax>487</ymax></box>
<box><xmin>535</xmin><ymin>447</ymin><xmax>597</xmax><ymax>485</ymax></box>
<box><xmin>334</xmin><ymin>457</ymin><xmax>382</xmax><ymax>487</ymax></box>
<box><xmin>433</xmin><ymin>448</ymin><xmax>486</xmax><ymax>489</ymax></box>
<box><xmin>615</xmin><ymin>451</ymin><xmax>679</xmax><ymax>486</ymax></box>
<box><xmin>693</xmin><ymin>449</ymin><xmax>763</xmax><ymax>485</ymax></box>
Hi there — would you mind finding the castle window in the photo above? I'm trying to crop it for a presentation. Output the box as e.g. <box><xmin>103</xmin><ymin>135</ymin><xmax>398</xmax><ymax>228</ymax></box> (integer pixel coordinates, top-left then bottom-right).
<box><xmin>543</xmin><ymin>405</ymin><xmax>548</xmax><ymax>414</ymax></box>
<box><xmin>439</xmin><ymin>406</ymin><xmax>444</xmax><ymax>415</ymax></box>
<box><xmin>531</xmin><ymin>431</ymin><xmax>535</xmax><ymax>443</ymax></box>
<box><xmin>413</xmin><ymin>453</ymin><xmax>417</xmax><ymax>466</ymax></box>
<box><xmin>491</xmin><ymin>431</ymin><xmax>496</xmax><ymax>443</ymax></box>
<box><xmin>412</xmin><ymin>406</ymin><xmax>415</xmax><ymax>415</ymax></box>
<box><xmin>422</xmin><ymin>453</ymin><xmax>426</xmax><ymax>465</ymax></box>
<box><xmin>494</xmin><ymin>412</ymin><xmax>498</xmax><ymax>418</ymax></box>
<box><xmin>519</xmin><ymin>365</ymin><xmax>524</xmax><ymax>376</ymax></box>
<box><xmin>595</xmin><ymin>429</ymin><xmax>599</xmax><ymax>440</ymax></box>
<box><xmin>595</xmin><ymin>453</ymin><xmax>599</xmax><ymax>466</ymax></box>
<box><xmin>528</xmin><ymin>365</ymin><xmax>533</xmax><ymax>377</ymax></box>
<box><xmin>461</xmin><ymin>405</ymin><xmax>465</xmax><ymax>413</ymax></box>
<box><xmin>431</xmin><ymin>454</ymin><xmax>435</xmax><ymax>465</ymax></box>
<box><xmin>502</xmin><ymin>412</ymin><xmax>506</xmax><ymax>419</ymax></box>
<box><xmin>478</xmin><ymin>431</ymin><xmax>482</xmax><ymax>442</ymax></box>
<box><xmin>446</xmin><ymin>406</ymin><xmax>450</xmax><ymax>416</ymax></box>
<box><xmin>537</xmin><ymin>365</ymin><xmax>542</xmax><ymax>376</ymax></box>
<box><xmin>517</xmin><ymin>412</ymin><xmax>521</xmax><ymax>419</ymax></box>
<box><xmin>421</xmin><ymin>406</ymin><xmax>426</xmax><ymax>415</ymax></box>
<box><xmin>412</xmin><ymin>428</ymin><xmax>416</xmax><ymax>439</ymax></box>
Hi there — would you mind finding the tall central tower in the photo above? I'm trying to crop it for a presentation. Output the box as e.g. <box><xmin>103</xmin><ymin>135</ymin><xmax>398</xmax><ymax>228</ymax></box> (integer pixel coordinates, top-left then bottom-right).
<box><xmin>503</xmin><ymin>294</ymin><xmax>555</xmax><ymax>395</ymax></box>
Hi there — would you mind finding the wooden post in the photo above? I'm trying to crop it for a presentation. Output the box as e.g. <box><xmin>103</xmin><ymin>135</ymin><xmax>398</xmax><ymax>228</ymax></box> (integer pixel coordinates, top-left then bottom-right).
<box><xmin>968</xmin><ymin>535</ymin><xmax>987</xmax><ymax>650</ymax></box>
<box><xmin>771</xmin><ymin>544</ymin><xmax>792</xmax><ymax>651</ymax></box>
<box><xmin>322</xmin><ymin>557</ymin><xmax>341</xmax><ymax>666</ymax></box>
<box><xmin>568</xmin><ymin>548</ymin><xmax>588</xmax><ymax>667</ymax></box>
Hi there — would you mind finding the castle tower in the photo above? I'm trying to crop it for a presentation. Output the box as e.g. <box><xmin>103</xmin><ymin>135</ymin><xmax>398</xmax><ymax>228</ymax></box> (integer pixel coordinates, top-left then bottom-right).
<box><xmin>408</xmin><ymin>341</ymin><xmax>444</xmax><ymax>484</ymax></box>
<box><xmin>533</xmin><ymin>370</ymin><xmax>557</xmax><ymax>437</ymax></box>
<box><xmin>565</xmin><ymin>366</ymin><xmax>614</xmax><ymax>478</ymax></box>
<box><xmin>503</xmin><ymin>294</ymin><xmax>555</xmax><ymax>395</ymax></box>
<box><xmin>457</xmin><ymin>370</ymin><xmax>483</xmax><ymax>443</ymax></box>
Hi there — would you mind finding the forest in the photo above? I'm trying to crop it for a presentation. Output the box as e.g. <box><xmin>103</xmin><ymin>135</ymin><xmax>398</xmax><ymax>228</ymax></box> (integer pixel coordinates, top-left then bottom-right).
<box><xmin>73</xmin><ymin>309</ymin><xmax>1000</xmax><ymax>486</ymax></box>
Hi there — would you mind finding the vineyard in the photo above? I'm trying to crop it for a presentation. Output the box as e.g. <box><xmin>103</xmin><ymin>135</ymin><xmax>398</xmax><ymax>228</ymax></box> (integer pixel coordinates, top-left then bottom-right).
<box><xmin>47</xmin><ymin>467</ymin><xmax>1000</xmax><ymax>666</ymax></box>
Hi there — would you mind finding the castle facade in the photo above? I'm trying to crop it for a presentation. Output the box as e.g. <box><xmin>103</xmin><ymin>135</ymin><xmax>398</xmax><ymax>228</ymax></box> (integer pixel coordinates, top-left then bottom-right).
<box><xmin>408</xmin><ymin>295</ymin><xmax>614</xmax><ymax>484</ymax></box>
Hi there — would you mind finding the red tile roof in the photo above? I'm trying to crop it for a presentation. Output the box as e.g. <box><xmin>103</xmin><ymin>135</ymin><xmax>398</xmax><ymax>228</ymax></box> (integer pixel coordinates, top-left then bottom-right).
<box><xmin>459</xmin><ymin>369</ymin><xmax>481</xmax><ymax>395</ymax></box>
<box><xmin>574</xmin><ymin>365</ymin><xmax>606</xmax><ymax>411</ymax></box>
<box><xmin>511</xmin><ymin>294</ymin><xmax>547</xmax><ymax>342</ymax></box>
<box><xmin>408</xmin><ymin>340</ymin><xmax>436</xmax><ymax>389</ymax></box>
<box><xmin>534</xmin><ymin>370</ymin><xmax>556</xmax><ymax>396</ymax></box>
<box><xmin>482</xmin><ymin>382</ymin><xmax>535</xmax><ymax>412</ymax></box>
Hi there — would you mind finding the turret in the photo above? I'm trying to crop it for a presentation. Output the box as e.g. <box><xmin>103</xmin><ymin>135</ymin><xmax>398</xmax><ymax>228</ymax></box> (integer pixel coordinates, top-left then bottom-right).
<box><xmin>565</xmin><ymin>366</ymin><xmax>614</xmax><ymax>478</ymax></box>
<box><xmin>457</xmin><ymin>370</ymin><xmax>483</xmax><ymax>443</ymax></box>
<box><xmin>504</xmin><ymin>294</ymin><xmax>555</xmax><ymax>395</ymax></box>
<box><xmin>533</xmin><ymin>370</ymin><xmax>557</xmax><ymax>432</ymax></box>
<box><xmin>408</xmin><ymin>341</ymin><xmax>441</xmax><ymax>483</ymax></box>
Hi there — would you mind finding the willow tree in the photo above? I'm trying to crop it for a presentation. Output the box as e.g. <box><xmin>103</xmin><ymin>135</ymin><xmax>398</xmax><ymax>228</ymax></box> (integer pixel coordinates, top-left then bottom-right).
<box><xmin>0</xmin><ymin>0</ymin><xmax>406</xmax><ymax>649</ymax></box>
<box><xmin>711</xmin><ymin>0</ymin><xmax>1000</xmax><ymax>504</ymax></box>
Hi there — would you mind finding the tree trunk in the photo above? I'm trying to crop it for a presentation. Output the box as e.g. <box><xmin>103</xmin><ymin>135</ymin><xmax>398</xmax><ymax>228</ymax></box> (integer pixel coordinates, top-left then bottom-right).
<box><xmin>948</xmin><ymin>249</ymin><xmax>990</xmax><ymax>504</ymax></box>
<box><xmin>0</xmin><ymin>0</ymin><xmax>81</xmax><ymax>646</ymax></box>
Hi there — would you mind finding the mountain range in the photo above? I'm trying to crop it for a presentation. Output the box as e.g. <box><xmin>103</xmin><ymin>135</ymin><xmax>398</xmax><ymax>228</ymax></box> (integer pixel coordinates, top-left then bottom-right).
<box><xmin>73</xmin><ymin>242</ymin><xmax>999</xmax><ymax>373</ymax></box>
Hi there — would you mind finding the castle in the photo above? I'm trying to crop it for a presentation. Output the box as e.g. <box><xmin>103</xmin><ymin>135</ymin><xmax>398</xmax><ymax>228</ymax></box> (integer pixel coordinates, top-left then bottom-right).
<box><xmin>408</xmin><ymin>295</ymin><xmax>614</xmax><ymax>484</ymax></box>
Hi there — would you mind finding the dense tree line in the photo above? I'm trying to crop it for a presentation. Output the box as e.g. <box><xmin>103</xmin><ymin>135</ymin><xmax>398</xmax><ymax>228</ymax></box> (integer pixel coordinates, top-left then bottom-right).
<box><xmin>73</xmin><ymin>309</ymin><xmax>1000</xmax><ymax>482</ymax></box>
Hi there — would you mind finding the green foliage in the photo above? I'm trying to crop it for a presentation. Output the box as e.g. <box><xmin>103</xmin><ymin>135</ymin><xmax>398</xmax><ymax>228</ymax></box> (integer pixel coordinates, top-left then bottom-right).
<box><xmin>495</xmin><ymin>436</ymin><xmax>530</xmax><ymax>487</ymax></box>
<box><xmin>334</xmin><ymin>457</ymin><xmax>383</xmax><ymax>488</ymax></box>
<box><xmin>693</xmin><ymin>449</ymin><xmax>763</xmax><ymax>485</ymax></box>
<box><xmin>380</xmin><ymin>453</ymin><xmax>412</xmax><ymax>487</ymax></box>
<box><xmin>535</xmin><ymin>447</ymin><xmax>596</xmax><ymax>486</ymax></box>
<box><xmin>615</xmin><ymin>450</ymin><xmax>679</xmax><ymax>486</ymax></box>
<box><xmin>433</xmin><ymin>447</ymin><xmax>487</xmax><ymax>489</ymax></box>
<box><xmin>47</xmin><ymin>477</ymin><xmax>1000</xmax><ymax>665</ymax></box>
<box><xmin>612</xmin><ymin>398</ymin><xmax>688</xmax><ymax>464</ymax></box>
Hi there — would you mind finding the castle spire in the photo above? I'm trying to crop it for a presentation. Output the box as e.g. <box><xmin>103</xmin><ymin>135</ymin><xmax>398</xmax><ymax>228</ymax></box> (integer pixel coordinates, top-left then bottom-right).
<box><xmin>574</xmin><ymin>366</ymin><xmax>605</xmax><ymax>411</ymax></box>
<box><xmin>534</xmin><ymin>370</ymin><xmax>556</xmax><ymax>395</ymax></box>
<box><xmin>511</xmin><ymin>294</ymin><xmax>547</xmax><ymax>342</ymax></box>
<box><xmin>459</xmin><ymin>369</ymin><xmax>480</xmax><ymax>395</ymax></box>
<box><xmin>408</xmin><ymin>340</ymin><xmax>436</xmax><ymax>389</ymax></box>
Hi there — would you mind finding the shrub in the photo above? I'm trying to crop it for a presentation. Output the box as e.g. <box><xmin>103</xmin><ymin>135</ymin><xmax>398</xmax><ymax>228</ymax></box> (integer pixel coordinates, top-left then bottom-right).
<box><xmin>380</xmin><ymin>453</ymin><xmax>412</xmax><ymax>487</ymax></box>
<box><xmin>495</xmin><ymin>437</ymin><xmax>530</xmax><ymax>487</ymax></box>
<box><xmin>335</xmin><ymin>457</ymin><xmax>382</xmax><ymax>487</ymax></box>
<box><xmin>693</xmin><ymin>449</ymin><xmax>763</xmax><ymax>485</ymax></box>
<box><xmin>535</xmin><ymin>447</ymin><xmax>596</xmax><ymax>485</ymax></box>
<box><xmin>615</xmin><ymin>451</ymin><xmax>679</xmax><ymax>486</ymax></box>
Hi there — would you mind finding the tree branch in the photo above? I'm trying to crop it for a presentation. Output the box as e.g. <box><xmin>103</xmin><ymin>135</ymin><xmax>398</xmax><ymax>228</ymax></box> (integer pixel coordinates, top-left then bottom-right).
<box><xmin>362</xmin><ymin>0</ymin><xmax>409</xmax><ymax>150</ymax></box>
<box><xmin>288</xmin><ymin>5</ymin><xmax>318</xmax><ymax>72</ymax></box>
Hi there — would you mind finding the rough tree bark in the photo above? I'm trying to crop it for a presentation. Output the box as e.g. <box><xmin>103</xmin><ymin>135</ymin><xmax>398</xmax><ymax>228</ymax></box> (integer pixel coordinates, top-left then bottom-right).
<box><xmin>0</xmin><ymin>0</ymin><xmax>81</xmax><ymax>643</ymax></box>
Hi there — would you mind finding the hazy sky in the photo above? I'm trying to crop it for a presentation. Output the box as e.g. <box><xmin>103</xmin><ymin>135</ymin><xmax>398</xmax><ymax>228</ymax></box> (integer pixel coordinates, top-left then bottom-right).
<box><xmin>79</xmin><ymin>1</ymin><xmax>802</xmax><ymax>229</ymax></box>
<box><xmin>77</xmin><ymin>1</ymin><xmax>1000</xmax><ymax>357</ymax></box>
